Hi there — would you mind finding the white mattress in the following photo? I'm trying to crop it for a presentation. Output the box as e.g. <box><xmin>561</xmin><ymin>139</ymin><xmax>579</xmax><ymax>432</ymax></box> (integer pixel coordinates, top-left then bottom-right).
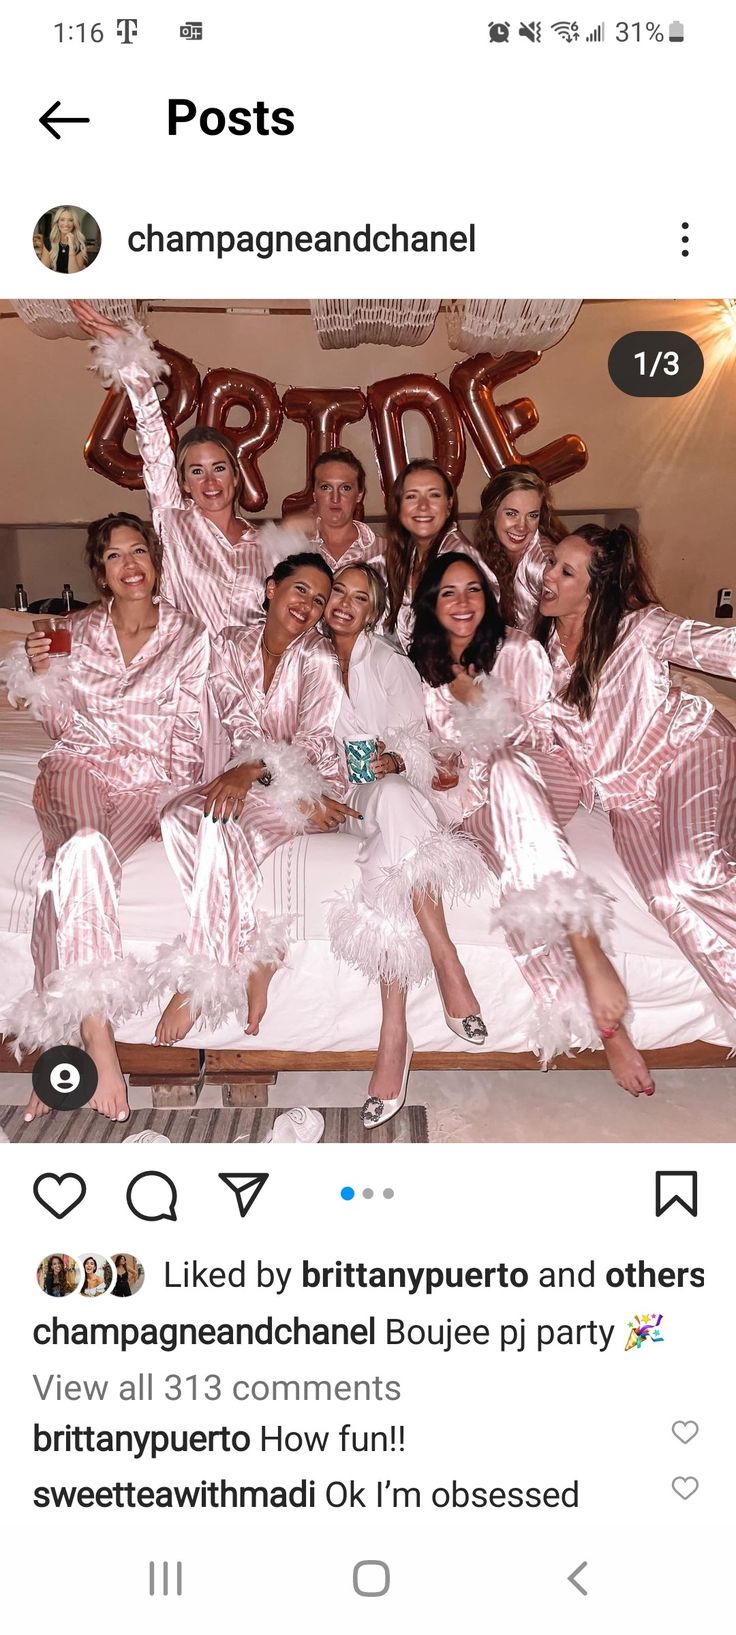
<box><xmin>0</xmin><ymin>696</ymin><xmax>732</xmax><ymax>1056</ymax></box>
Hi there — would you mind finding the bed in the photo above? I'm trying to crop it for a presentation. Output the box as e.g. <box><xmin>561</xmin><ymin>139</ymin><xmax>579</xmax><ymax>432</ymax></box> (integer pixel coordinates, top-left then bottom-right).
<box><xmin>0</xmin><ymin>634</ymin><xmax>733</xmax><ymax>1097</ymax></box>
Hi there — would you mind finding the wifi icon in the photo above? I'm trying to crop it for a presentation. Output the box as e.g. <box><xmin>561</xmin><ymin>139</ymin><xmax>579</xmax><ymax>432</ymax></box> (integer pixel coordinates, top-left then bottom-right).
<box><xmin>551</xmin><ymin>20</ymin><xmax>580</xmax><ymax>40</ymax></box>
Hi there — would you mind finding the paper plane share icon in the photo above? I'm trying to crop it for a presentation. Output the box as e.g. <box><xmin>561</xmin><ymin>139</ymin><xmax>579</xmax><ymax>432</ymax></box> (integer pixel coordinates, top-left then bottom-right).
<box><xmin>218</xmin><ymin>1173</ymin><xmax>269</xmax><ymax>1219</ymax></box>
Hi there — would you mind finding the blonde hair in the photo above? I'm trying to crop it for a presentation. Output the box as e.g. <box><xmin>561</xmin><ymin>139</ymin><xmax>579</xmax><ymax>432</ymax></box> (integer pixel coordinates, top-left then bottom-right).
<box><xmin>332</xmin><ymin>562</ymin><xmax>387</xmax><ymax>632</ymax></box>
<box><xmin>48</xmin><ymin>207</ymin><xmax>88</xmax><ymax>269</ymax></box>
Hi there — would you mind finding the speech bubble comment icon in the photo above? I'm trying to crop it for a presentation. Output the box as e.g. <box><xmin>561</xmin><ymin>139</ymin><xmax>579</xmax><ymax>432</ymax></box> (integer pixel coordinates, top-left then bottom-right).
<box><xmin>126</xmin><ymin>1171</ymin><xmax>178</xmax><ymax>1223</ymax></box>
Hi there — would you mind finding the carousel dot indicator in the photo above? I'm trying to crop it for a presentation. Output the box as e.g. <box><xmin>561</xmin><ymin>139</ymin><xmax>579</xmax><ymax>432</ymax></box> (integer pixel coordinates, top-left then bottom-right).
<box><xmin>362</xmin><ymin>1188</ymin><xmax>374</xmax><ymax>1199</ymax></box>
<box><xmin>383</xmin><ymin>1188</ymin><xmax>395</xmax><ymax>1200</ymax></box>
<box><xmin>341</xmin><ymin>1186</ymin><xmax>355</xmax><ymax>1201</ymax></box>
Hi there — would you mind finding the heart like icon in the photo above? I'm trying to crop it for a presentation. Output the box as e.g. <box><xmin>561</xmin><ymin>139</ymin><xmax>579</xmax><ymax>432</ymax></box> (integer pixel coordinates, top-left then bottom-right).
<box><xmin>672</xmin><ymin>1476</ymin><xmax>699</xmax><ymax>1500</ymax></box>
<box><xmin>672</xmin><ymin>1420</ymin><xmax>699</xmax><ymax>1444</ymax></box>
<box><xmin>33</xmin><ymin>1171</ymin><xmax>86</xmax><ymax>1219</ymax></box>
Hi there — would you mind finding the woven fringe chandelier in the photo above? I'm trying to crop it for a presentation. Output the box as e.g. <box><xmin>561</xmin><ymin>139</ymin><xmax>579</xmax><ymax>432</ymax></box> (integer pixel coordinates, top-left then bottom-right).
<box><xmin>12</xmin><ymin>299</ymin><xmax>147</xmax><ymax>340</ymax></box>
<box><xmin>311</xmin><ymin>299</ymin><xmax>440</xmax><ymax>350</ymax></box>
<box><xmin>446</xmin><ymin>299</ymin><xmax>582</xmax><ymax>357</ymax></box>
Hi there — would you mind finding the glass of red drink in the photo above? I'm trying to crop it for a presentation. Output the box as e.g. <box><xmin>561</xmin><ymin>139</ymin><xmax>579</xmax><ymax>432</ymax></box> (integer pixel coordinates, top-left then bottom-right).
<box><xmin>32</xmin><ymin>616</ymin><xmax>72</xmax><ymax>656</ymax></box>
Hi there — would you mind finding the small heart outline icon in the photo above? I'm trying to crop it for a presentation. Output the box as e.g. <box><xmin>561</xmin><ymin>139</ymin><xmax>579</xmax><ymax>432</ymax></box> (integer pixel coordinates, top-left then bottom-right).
<box><xmin>672</xmin><ymin>1420</ymin><xmax>698</xmax><ymax>1444</ymax></box>
<box><xmin>33</xmin><ymin>1172</ymin><xmax>87</xmax><ymax>1219</ymax></box>
<box><xmin>672</xmin><ymin>1476</ymin><xmax>699</xmax><ymax>1500</ymax></box>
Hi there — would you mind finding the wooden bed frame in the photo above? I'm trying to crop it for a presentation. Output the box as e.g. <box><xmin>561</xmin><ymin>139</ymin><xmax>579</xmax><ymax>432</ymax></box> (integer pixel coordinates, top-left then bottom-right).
<box><xmin>0</xmin><ymin>1039</ymin><xmax>731</xmax><ymax>1109</ymax></box>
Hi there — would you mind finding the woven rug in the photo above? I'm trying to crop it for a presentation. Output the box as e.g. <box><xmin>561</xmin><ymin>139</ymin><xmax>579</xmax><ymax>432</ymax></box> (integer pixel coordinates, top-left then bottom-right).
<box><xmin>0</xmin><ymin>1104</ymin><xmax>428</xmax><ymax>1145</ymax></box>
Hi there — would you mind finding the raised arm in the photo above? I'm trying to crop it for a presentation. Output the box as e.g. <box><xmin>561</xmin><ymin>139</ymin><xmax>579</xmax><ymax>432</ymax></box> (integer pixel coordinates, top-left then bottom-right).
<box><xmin>641</xmin><ymin>605</ymin><xmax>736</xmax><ymax>679</ymax></box>
<box><xmin>70</xmin><ymin>301</ymin><xmax>182</xmax><ymax>515</ymax></box>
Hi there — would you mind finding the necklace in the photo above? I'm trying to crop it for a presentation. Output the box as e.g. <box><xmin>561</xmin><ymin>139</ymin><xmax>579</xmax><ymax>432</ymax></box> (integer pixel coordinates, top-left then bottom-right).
<box><xmin>262</xmin><ymin>636</ymin><xmax>283</xmax><ymax>662</ymax></box>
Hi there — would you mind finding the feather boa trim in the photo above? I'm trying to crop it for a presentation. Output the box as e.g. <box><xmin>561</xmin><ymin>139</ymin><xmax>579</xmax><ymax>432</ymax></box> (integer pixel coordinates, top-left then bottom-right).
<box><xmin>87</xmin><ymin>320</ymin><xmax>170</xmax><ymax>391</ymax></box>
<box><xmin>150</xmin><ymin>913</ymin><xmax>291</xmax><ymax>1031</ymax></box>
<box><xmin>257</xmin><ymin>521</ymin><xmax>317</xmax><ymax>576</ymax></box>
<box><xmin>376</xmin><ymin>828</ymin><xmax>490</xmax><ymax>923</ymax></box>
<box><xmin>450</xmin><ymin>673</ymin><xmax>521</xmax><ymax>756</ymax></box>
<box><xmin>3</xmin><ymin>955</ymin><xmax>150</xmax><ymax>1062</ymax></box>
<box><xmin>491</xmin><ymin>872</ymin><xmax>614</xmax><ymax>950</ymax></box>
<box><xmin>383</xmin><ymin>721</ymin><xmax>436</xmax><ymax>792</ymax></box>
<box><xmin>226</xmin><ymin>738</ymin><xmax>324</xmax><ymax>830</ymax></box>
<box><xmin>326</xmin><ymin>889</ymin><xmax>431</xmax><ymax>990</ymax></box>
<box><xmin>0</xmin><ymin>644</ymin><xmax>72</xmax><ymax>717</ymax></box>
<box><xmin>532</xmin><ymin>999</ymin><xmax>602</xmax><ymax>1067</ymax></box>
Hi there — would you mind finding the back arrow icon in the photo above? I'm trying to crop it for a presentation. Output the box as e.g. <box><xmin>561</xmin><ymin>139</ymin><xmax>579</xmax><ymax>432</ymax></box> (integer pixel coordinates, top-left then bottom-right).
<box><xmin>40</xmin><ymin>101</ymin><xmax>91</xmax><ymax>140</ymax></box>
<box><xmin>568</xmin><ymin>1561</ymin><xmax>588</xmax><ymax>1596</ymax></box>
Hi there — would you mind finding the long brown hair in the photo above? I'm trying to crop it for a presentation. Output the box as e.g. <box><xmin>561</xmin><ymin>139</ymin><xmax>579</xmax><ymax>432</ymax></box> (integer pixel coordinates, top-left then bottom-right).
<box><xmin>475</xmin><ymin>465</ymin><xmax>565</xmax><ymax>624</ymax></box>
<box><xmin>535</xmin><ymin>523</ymin><xmax>657</xmax><ymax>719</ymax></box>
<box><xmin>384</xmin><ymin>459</ymin><xmax>459</xmax><ymax>632</ymax></box>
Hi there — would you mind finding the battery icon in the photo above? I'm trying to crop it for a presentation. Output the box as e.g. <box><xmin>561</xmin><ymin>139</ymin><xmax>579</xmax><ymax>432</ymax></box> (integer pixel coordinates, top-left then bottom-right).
<box><xmin>669</xmin><ymin>20</ymin><xmax>684</xmax><ymax>40</ymax></box>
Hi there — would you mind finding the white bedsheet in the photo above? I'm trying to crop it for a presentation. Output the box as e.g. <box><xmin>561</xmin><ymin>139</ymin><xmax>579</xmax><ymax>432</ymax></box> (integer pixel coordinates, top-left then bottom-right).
<box><xmin>0</xmin><ymin>699</ymin><xmax>732</xmax><ymax>1055</ymax></box>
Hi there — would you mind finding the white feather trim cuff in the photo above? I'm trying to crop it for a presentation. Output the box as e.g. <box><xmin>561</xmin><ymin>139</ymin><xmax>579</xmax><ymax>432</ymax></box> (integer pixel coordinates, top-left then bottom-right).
<box><xmin>257</xmin><ymin>521</ymin><xmax>317</xmax><ymax>576</ymax></box>
<box><xmin>226</xmin><ymin>738</ymin><xmax>324</xmax><ymax>831</ymax></box>
<box><xmin>532</xmin><ymin>999</ymin><xmax>602</xmax><ymax>1067</ymax></box>
<box><xmin>150</xmin><ymin>914</ymin><xmax>291</xmax><ymax>1032</ymax></box>
<box><xmin>88</xmin><ymin>321</ymin><xmax>170</xmax><ymax>391</ymax></box>
<box><xmin>327</xmin><ymin>889</ymin><xmax>431</xmax><ymax>990</ymax></box>
<box><xmin>3</xmin><ymin>955</ymin><xmax>150</xmax><ymax>1061</ymax></box>
<box><xmin>376</xmin><ymin>829</ymin><xmax>490</xmax><ymax>923</ymax></box>
<box><xmin>450</xmin><ymin>673</ymin><xmax>521</xmax><ymax>756</ymax></box>
<box><xmin>491</xmin><ymin>871</ymin><xmax>614</xmax><ymax>950</ymax></box>
<box><xmin>0</xmin><ymin>644</ymin><xmax>72</xmax><ymax>717</ymax></box>
<box><xmin>383</xmin><ymin>722</ymin><xmax>436</xmax><ymax>791</ymax></box>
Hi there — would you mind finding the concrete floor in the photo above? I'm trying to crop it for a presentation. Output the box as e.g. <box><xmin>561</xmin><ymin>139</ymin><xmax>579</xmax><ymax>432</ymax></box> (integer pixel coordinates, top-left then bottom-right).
<box><xmin>1</xmin><ymin>1066</ymin><xmax>734</xmax><ymax>1142</ymax></box>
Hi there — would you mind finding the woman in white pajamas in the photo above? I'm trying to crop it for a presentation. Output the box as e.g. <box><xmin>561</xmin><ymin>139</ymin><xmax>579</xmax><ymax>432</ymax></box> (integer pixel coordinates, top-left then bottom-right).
<box><xmin>410</xmin><ymin>552</ymin><xmax>654</xmax><ymax>1096</ymax></box>
<box><xmin>1</xmin><ymin>514</ymin><xmax>209</xmax><ymax>1123</ymax></box>
<box><xmin>323</xmin><ymin>564</ymin><xmax>488</xmax><ymax>1127</ymax></box>
<box><xmin>538</xmin><ymin>524</ymin><xmax>736</xmax><ymax>1047</ymax></box>
<box><xmin>154</xmin><ymin>553</ymin><xmax>359</xmax><ymax>1045</ymax></box>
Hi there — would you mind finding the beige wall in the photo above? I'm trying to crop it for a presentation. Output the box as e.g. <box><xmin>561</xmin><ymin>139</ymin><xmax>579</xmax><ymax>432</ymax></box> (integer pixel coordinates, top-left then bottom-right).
<box><xmin>1</xmin><ymin>298</ymin><xmax>734</xmax><ymax>621</ymax></box>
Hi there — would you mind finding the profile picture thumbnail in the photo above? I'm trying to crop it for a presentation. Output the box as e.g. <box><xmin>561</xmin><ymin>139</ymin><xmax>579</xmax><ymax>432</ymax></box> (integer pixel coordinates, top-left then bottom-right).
<box><xmin>111</xmin><ymin>1254</ymin><xmax>144</xmax><ymax>1297</ymax></box>
<box><xmin>80</xmin><ymin>1253</ymin><xmax>113</xmax><ymax>1297</ymax></box>
<box><xmin>33</xmin><ymin>205</ymin><xmax>101</xmax><ymax>274</ymax></box>
<box><xmin>38</xmin><ymin>1253</ymin><xmax>79</xmax><ymax>1298</ymax></box>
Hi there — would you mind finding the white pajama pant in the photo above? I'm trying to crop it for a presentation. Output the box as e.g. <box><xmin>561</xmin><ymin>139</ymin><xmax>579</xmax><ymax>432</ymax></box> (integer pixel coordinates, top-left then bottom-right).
<box><xmin>327</xmin><ymin>776</ymin><xmax>489</xmax><ymax>990</ymax></box>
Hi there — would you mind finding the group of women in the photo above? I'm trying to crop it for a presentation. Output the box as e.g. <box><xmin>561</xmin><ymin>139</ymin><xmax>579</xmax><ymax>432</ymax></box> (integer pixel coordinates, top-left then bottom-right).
<box><xmin>4</xmin><ymin>299</ymin><xmax>736</xmax><ymax>1132</ymax></box>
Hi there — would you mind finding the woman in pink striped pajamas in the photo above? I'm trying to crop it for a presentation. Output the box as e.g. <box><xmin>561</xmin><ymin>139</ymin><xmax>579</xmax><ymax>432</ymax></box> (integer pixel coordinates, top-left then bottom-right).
<box><xmin>538</xmin><ymin>524</ymin><xmax>736</xmax><ymax>1047</ymax></box>
<box><xmin>1</xmin><ymin>514</ymin><xmax>209</xmax><ymax>1123</ymax></box>
<box><xmin>410</xmin><ymin>552</ymin><xmax>654</xmax><ymax>1095</ymax></box>
<box><xmin>474</xmin><ymin>465</ymin><xmax>564</xmax><ymax>631</ymax></box>
<box><xmin>154</xmin><ymin>553</ymin><xmax>359</xmax><ymax>1045</ymax></box>
<box><xmin>70</xmin><ymin>301</ymin><xmax>269</xmax><ymax>774</ymax></box>
<box><xmin>383</xmin><ymin>460</ymin><xmax>500</xmax><ymax>651</ymax></box>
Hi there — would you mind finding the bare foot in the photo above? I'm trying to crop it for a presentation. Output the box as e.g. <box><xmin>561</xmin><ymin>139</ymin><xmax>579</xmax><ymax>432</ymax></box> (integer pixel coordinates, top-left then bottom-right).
<box><xmin>155</xmin><ymin>992</ymin><xmax>197</xmax><ymax>1046</ymax></box>
<box><xmin>81</xmin><ymin>1016</ymin><xmax>130</xmax><ymax>1122</ymax></box>
<box><xmin>603</xmin><ymin>1025</ymin><xmax>655</xmax><ymax>1098</ymax></box>
<box><xmin>433</xmin><ymin>952</ymin><xmax>480</xmax><ymax>1020</ymax></box>
<box><xmin>368</xmin><ymin>1018</ymin><xmax>409</xmax><ymax>1101</ymax></box>
<box><xmin>245</xmin><ymin>963</ymin><xmax>278</xmax><ymax>1036</ymax></box>
<box><xmin>570</xmin><ymin>936</ymin><xmax>628</xmax><ymax>1035</ymax></box>
<box><xmin>24</xmin><ymin>1090</ymin><xmax>52</xmax><ymax>1124</ymax></box>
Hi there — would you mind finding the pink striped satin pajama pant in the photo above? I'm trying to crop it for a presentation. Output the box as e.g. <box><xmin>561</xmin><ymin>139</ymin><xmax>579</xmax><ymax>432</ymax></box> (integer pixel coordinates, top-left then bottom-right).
<box><xmin>31</xmin><ymin>754</ymin><xmax>161</xmax><ymax>989</ymax></box>
<box><xmin>461</xmin><ymin>747</ymin><xmax>591</xmax><ymax>1032</ymax></box>
<box><xmin>610</xmin><ymin>729</ymin><xmax>736</xmax><ymax>1040</ymax></box>
<box><xmin>160</xmin><ymin>785</ymin><xmax>320</xmax><ymax>966</ymax></box>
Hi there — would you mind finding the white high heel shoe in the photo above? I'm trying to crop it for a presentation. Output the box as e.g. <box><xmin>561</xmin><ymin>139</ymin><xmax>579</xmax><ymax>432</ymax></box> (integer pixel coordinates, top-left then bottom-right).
<box><xmin>362</xmin><ymin>1035</ymin><xmax>414</xmax><ymax>1130</ymax></box>
<box><xmin>437</xmin><ymin>980</ymin><xmax>488</xmax><ymax>1045</ymax></box>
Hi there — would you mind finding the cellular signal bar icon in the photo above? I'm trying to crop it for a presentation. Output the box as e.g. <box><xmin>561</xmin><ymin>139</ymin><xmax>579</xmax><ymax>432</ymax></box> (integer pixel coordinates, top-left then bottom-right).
<box><xmin>586</xmin><ymin>22</ymin><xmax>605</xmax><ymax>41</ymax></box>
